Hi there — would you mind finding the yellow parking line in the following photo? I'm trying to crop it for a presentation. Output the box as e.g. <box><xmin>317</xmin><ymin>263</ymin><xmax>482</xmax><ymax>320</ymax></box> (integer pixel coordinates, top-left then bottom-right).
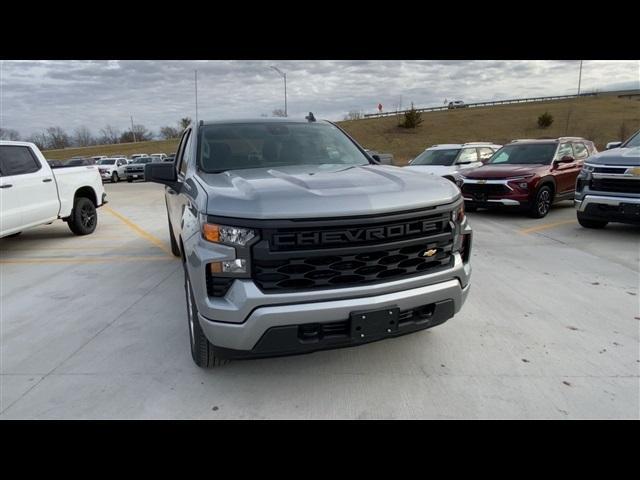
<box><xmin>102</xmin><ymin>206</ymin><xmax>173</xmax><ymax>256</ymax></box>
<box><xmin>0</xmin><ymin>256</ymin><xmax>174</xmax><ymax>264</ymax></box>
<box><xmin>518</xmin><ymin>219</ymin><xmax>577</xmax><ymax>235</ymax></box>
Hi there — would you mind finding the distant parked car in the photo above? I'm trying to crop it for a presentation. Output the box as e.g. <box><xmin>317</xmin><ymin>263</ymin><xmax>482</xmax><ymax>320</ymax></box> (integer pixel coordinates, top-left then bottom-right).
<box><xmin>164</xmin><ymin>154</ymin><xmax>176</xmax><ymax>162</ymax></box>
<box><xmin>364</xmin><ymin>149</ymin><xmax>394</xmax><ymax>165</ymax></box>
<box><xmin>46</xmin><ymin>159</ymin><xmax>64</xmax><ymax>168</ymax></box>
<box><xmin>97</xmin><ymin>157</ymin><xmax>128</xmax><ymax>183</ymax></box>
<box><xmin>448</xmin><ymin>100</ymin><xmax>467</xmax><ymax>109</ymax></box>
<box><xmin>128</xmin><ymin>154</ymin><xmax>148</xmax><ymax>164</ymax></box>
<box><xmin>459</xmin><ymin>137</ymin><xmax>597</xmax><ymax>218</ymax></box>
<box><xmin>150</xmin><ymin>153</ymin><xmax>167</xmax><ymax>161</ymax></box>
<box><xmin>124</xmin><ymin>156</ymin><xmax>159</xmax><ymax>182</ymax></box>
<box><xmin>405</xmin><ymin>142</ymin><xmax>501</xmax><ymax>182</ymax></box>
<box><xmin>91</xmin><ymin>155</ymin><xmax>108</xmax><ymax>163</ymax></box>
<box><xmin>66</xmin><ymin>157</ymin><xmax>96</xmax><ymax>166</ymax></box>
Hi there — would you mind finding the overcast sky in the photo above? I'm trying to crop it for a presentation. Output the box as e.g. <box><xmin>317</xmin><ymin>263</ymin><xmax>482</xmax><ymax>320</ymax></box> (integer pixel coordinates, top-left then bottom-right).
<box><xmin>1</xmin><ymin>60</ymin><xmax>638</xmax><ymax>138</ymax></box>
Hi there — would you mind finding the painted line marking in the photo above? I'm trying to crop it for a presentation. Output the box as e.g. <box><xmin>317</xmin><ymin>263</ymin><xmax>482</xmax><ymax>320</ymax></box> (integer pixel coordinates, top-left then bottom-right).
<box><xmin>102</xmin><ymin>206</ymin><xmax>173</xmax><ymax>256</ymax></box>
<box><xmin>0</xmin><ymin>256</ymin><xmax>174</xmax><ymax>264</ymax></box>
<box><xmin>518</xmin><ymin>219</ymin><xmax>578</xmax><ymax>235</ymax></box>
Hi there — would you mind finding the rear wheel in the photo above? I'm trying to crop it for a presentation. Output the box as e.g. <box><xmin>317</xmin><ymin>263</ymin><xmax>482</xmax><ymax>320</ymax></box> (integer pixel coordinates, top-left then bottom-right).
<box><xmin>184</xmin><ymin>266</ymin><xmax>227</xmax><ymax>369</ymax></box>
<box><xmin>111</xmin><ymin>172</ymin><xmax>119</xmax><ymax>183</ymax></box>
<box><xmin>529</xmin><ymin>185</ymin><xmax>552</xmax><ymax>218</ymax></box>
<box><xmin>577</xmin><ymin>212</ymin><xmax>608</xmax><ymax>229</ymax></box>
<box><xmin>68</xmin><ymin>197</ymin><xmax>97</xmax><ymax>235</ymax></box>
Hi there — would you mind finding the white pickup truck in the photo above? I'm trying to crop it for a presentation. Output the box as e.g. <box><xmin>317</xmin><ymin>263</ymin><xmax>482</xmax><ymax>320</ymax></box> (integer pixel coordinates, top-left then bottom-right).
<box><xmin>0</xmin><ymin>141</ymin><xmax>107</xmax><ymax>238</ymax></box>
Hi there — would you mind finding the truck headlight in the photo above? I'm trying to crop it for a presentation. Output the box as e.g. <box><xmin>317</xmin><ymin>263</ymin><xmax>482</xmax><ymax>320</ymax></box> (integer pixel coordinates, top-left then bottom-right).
<box><xmin>210</xmin><ymin>259</ymin><xmax>247</xmax><ymax>274</ymax></box>
<box><xmin>202</xmin><ymin>223</ymin><xmax>256</xmax><ymax>246</ymax></box>
<box><xmin>451</xmin><ymin>203</ymin><xmax>465</xmax><ymax>223</ymax></box>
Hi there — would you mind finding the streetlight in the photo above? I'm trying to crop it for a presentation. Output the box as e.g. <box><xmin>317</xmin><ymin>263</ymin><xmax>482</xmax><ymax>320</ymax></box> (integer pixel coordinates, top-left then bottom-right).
<box><xmin>270</xmin><ymin>66</ymin><xmax>287</xmax><ymax>117</ymax></box>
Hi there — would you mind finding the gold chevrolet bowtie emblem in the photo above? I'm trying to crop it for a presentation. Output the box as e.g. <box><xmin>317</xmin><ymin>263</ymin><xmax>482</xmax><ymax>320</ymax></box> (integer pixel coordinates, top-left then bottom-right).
<box><xmin>423</xmin><ymin>249</ymin><xmax>437</xmax><ymax>257</ymax></box>
<box><xmin>477</xmin><ymin>179</ymin><xmax>487</xmax><ymax>184</ymax></box>
<box><xmin>627</xmin><ymin>167</ymin><xmax>640</xmax><ymax>176</ymax></box>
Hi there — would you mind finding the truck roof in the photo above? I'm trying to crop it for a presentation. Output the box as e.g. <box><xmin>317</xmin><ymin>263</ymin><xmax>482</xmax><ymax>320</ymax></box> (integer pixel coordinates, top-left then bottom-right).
<box><xmin>200</xmin><ymin>118</ymin><xmax>327</xmax><ymax>126</ymax></box>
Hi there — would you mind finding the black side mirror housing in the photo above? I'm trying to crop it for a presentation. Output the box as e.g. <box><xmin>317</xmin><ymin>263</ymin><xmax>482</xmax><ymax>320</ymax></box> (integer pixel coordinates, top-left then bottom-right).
<box><xmin>561</xmin><ymin>155</ymin><xmax>575</xmax><ymax>163</ymax></box>
<box><xmin>371</xmin><ymin>154</ymin><xmax>382</xmax><ymax>164</ymax></box>
<box><xmin>145</xmin><ymin>162</ymin><xmax>181</xmax><ymax>191</ymax></box>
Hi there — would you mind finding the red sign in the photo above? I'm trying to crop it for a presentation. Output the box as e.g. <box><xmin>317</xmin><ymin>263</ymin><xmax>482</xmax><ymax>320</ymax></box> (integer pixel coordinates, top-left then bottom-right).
<box><xmin>377</xmin><ymin>103</ymin><xmax>383</xmax><ymax>112</ymax></box>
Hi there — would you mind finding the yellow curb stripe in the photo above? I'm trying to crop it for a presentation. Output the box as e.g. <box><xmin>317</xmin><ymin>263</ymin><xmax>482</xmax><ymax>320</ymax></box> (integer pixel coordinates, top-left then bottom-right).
<box><xmin>518</xmin><ymin>219</ymin><xmax>577</xmax><ymax>235</ymax></box>
<box><xmin>102</xmin><ymin>206</ymin><xmax>173</xmax><ymax>256</ymax></box>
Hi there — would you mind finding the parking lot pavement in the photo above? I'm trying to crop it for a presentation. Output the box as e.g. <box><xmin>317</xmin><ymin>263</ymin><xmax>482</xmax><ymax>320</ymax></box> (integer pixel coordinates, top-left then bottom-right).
<box><xmin>1</xmin><ymin>183</ymin><xmax>638</xmax><ymax>419</ymax></box>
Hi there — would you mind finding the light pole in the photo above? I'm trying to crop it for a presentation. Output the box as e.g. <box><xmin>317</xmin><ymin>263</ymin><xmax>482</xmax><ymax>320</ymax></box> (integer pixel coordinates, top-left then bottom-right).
<box><xmin>270</xmin><ymin>66</ymin><xmax>287</xmax><ymax>117</ymax></box>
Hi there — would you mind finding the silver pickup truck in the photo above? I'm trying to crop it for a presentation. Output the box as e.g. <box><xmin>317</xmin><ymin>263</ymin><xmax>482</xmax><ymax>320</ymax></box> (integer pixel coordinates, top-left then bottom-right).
<box><xmin>145</xmin><ymin>118</ymin><xmax>472</xmax><ymax>368</ymax></box>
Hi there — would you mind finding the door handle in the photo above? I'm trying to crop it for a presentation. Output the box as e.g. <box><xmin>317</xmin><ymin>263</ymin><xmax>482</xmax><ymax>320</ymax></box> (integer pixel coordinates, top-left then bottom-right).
<box><xmin>43</xmin><ymin>178</ymin><xmax>53</xmax><ymax>183</ymax></box>
<box><xmin>0</xmin><ymin>184</ymin><xmax>13</xmax><ymax>188</ymax></box>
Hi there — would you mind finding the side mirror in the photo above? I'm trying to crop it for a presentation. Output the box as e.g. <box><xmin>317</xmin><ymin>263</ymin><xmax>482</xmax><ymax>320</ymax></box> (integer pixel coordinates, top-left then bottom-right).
<box><xmin>371</xmin><ymin>154</ymin><xmax>382</xmax><ymax>164</ymax></box>
<box><xmin>145</xmin><ymin>162</ymin><xmax>181</xmax><ymax>191</ymax></box>
<box><xmin>606</xmin><ymin>141</ymin><xmax>622</xmax><ymax>150</ymax></box>
<box><xmin>561</xmin><ymin>155</ymin><xmax>575</xmax><ymax>163</ymax></box>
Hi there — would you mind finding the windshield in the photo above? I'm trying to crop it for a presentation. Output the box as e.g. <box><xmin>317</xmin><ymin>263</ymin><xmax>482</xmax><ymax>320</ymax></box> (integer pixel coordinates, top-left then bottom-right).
<box><xmin>198</xmin><ymin>122</ymin><xmax>370</xmax><ymax>173</ymax></box>
<box><xmin>67</xmin><ymin>159</ymin><xmax>85</xmax><ymax>166</ymax></box>
<box><xmin>411</xmin><ymin>149</ymin><xmax>459</xmax><ymax>166</ymax></box>
<box><xmin>624</xmin><ymin>131</ymin><xmax>640</xmax><ymax>148</ymax></box>
<box><xmin>488</xmin><ymin>144</ymin><xmax>557</xmax><ymax>165</ymax></box>
<box><xmin>99</xmin><ymin>159</ymin><xmax>116</xmax><ymax>165</ymax></box>
<box><xmin>135</xmin><ymin>158</ymin><xmax>152</xmax><ymax>164</ymax></box>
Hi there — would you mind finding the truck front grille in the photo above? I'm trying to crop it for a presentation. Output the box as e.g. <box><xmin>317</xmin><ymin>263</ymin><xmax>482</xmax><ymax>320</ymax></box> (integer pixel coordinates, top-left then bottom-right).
<box><xmin>252</xmin><ymin>212</ymin><xmax>455</xmax><ymax>293</ymax></box>
<box><xmin>591</xmin><ymin>178</ymin><xmax>640</xmax><ymax>194</ymax></box>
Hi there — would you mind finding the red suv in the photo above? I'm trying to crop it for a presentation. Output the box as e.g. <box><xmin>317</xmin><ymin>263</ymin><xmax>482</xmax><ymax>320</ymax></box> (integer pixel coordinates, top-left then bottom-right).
<box><xmin>458</xmin><ymin>137</ymin><xmax>597</xmax><ymax>218</ymax></box>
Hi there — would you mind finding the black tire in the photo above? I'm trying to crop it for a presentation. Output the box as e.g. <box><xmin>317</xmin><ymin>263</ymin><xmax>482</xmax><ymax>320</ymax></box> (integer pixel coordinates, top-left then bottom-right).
<box><xmin>67</xmin><ymin>197</ymin><xmax>97</xmax><ymax>235</ymax></box>
<box><xmin>577</xmin><ymin>212</ymin><xmax>608</xmax><ymax>229</ymax></box>
<box><xmin>529</xmin><ymin>185</ymin><xmax>553</xmax><ymax>218</ymax></box>
<box><xmin>168</xmin><ymin>217</ymin><xmax>181</xmax><ymax>257</ymax></box>
<box><xmin>111</xmin><ymin>172</ymin><xmax>119</xmax><ymax>183</ymax></box>
<box><xmin>184</xmin><ymin>266</ymin><xmax>227</xmax><ymax>369</ymax></box>
<box><xmin>127</xmin><ymin>178</ymin><xmax>133</xmax><ymax>183</ymax></box>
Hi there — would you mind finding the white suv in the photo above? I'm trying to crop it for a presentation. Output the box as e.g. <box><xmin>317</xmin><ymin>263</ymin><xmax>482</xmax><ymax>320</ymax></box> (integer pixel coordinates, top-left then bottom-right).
<box><xmin>97</xmin><ymin>157</ymin><xmax>128</xmax><ymax>183</ymax></box>
<box><xmin>404</xmin><ymin>142</ymin><xmax>501</xmax><ymax>182</ymax></box>
<box><xmin>448</xmin><ymin>100</ymin><xmax>467</xmax><ymax>109</ymax></box>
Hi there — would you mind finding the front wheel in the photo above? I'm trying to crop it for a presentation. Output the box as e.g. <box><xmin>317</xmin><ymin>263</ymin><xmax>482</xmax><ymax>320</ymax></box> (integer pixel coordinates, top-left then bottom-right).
<box><xmin>184</xmin><ymin>267</ymin><xmax>227</xmax><ymax>369</ymax></box>
<box><xmin>68</xmin><ymin>197</ymin><xmax>97</xmax><ymax>235</ymax></box>
<box><xmin>111</xmin><ymin>172</ymin><xmax>119</xmax><ymax>183</ymax></box>
<box><xmin>577</xmin><ymin>212</ymin><xmax>608</xmax><ymax>229</ymax></box>
<box><xmin>529</xmin><ymin>186</ymin><xmax>553</xmax><ymax>218</ymax></box>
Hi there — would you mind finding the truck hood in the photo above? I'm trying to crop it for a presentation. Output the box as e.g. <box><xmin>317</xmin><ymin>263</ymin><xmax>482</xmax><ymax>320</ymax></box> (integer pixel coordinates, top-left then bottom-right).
<box><xmin>586</xmin><ymin>146</ymin><xmax>640</xmax><ymax>166</ymax></box>
<box><xmin>403</xmin><ymin>165</ymin><xmax>457</xmax><ymax>177</ymax></box>
<box><xmin>461</xmin><ymin>164</ymin><xmax>546</xmax><ymax>179</ymax></box>
<box><xmin>197</xmin><ymin>164</ymin><xmax>460</xmax><ymax>219</ymax></box>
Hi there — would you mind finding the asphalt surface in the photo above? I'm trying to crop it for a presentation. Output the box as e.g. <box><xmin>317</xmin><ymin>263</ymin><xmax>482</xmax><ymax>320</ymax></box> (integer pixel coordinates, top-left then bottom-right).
<box><xmin>1</xmin><ymin>182</ymin><xmax>638</xmax><ymax>419</ymax></box>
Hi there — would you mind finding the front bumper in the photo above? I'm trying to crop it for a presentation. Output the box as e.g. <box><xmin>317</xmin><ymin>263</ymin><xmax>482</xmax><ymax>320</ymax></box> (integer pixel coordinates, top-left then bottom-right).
<box><xmin>575</xmin><ymin>194</ymin><xmax>640</xmax><ymax>224</ymax></box>
<box><xmin>201</xmin><ymin>279</ymin><xmax>470</xmax><ymax>356</ymax></box>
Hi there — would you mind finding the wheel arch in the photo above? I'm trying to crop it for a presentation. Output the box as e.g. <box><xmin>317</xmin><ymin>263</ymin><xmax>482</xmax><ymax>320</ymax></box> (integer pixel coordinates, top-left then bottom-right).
<box><xmin>74</xmin><ymin>186</ymin><xmax>97</xmax><ymax>206</ymax></box>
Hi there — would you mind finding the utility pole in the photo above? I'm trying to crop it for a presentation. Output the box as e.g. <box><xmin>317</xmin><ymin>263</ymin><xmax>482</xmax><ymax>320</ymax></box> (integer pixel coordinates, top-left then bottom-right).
<box><xmin>577</xmin><ymin>60</ymin><xmax>583</xmax><ymax>97</ymax></box>
<box><xmin>565</xmin><ymin>60</ymin><xmax>583</xmax><ymax>135</ymax></box>
<box><xmin>270</xmin><ymin>66</ymin><xmax>287</xmax><ymax>117</ymax></box>
<box><xmin>130</xmin><ymin>115</ymin><xmax>137</xmax><ymax>143</ymax></box>
<box><xmin>195</xmin><ymin>69</ymin><xmax>199</xmax><ymax>125</ymax></box>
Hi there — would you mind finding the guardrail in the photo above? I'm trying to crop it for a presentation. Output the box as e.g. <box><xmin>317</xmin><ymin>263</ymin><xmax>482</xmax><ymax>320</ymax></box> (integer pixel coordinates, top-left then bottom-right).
<box><xmin>363</xmin><ymin>92</ymin><xmax>598</xmax><ymax>118</ymax></box>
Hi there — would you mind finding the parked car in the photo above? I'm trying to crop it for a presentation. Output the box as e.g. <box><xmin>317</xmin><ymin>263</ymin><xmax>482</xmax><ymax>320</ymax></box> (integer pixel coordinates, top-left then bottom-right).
<box><xmin>144</xmin><ymin>118</ymin><xmax>472</xmax><ymax>368</ymax></box>
<box><xmin>459</xmin><ymin>137</ymin><xmax>597</xmax><ymax>218</ymax></box>
<box><xmin>164</xmin><ymin>154</ymin><xmax>176</xmax><ymax>162</ymax></box>
<box><xmin>66</xmin><ymin>157</ymin><xmax>96</xmax><ymax>166</ymax></box>
<box><xmin>97</xmin><ymin>157</ymin><xmax>128</xmax><ymax>183</ymax></box>
<box><xmin>574</xmin><ymin>129</ymin><xmax>640</xmax><ymax>228</ymax></box>
<box><xmin>150</xmin><ymin>153</ymin><xmax>167</xmax><ymax>161</ymax></box>
<box><xmin>363</xmin><ymin>149</ymin><xmax>394</xmax><ymax>165</ymax></box>
<box><xmin>124</xmin><ymin>156</ymin><xmax>158</xmax><ymax>182</ymax></box>
<box><xmin>0</xmin><ymin>141</ymin><xmax>106</xmax><ymax>237</ymax></box>
<box><xmin>448</xmin><ymin>100</ymin><xmax>467</xmax><ymax>109</ymax></box>
<box><xmin>404</xmin><ymin>142</ymin><xmax>502</xmax><ymax>182</ymax></box>
<box><xmin>128</xmin><ymin>154</ymin><xmax>148</xmax><ymax>164</ymax></box>
<box><xmin>91</xmin><ymin>155</ymin><xmax>108</xmax><ymax>163</ymax></box>
<box><xmin>46</xmin><ymin>159</ymin><xmax>64</xmax><ymax>168</ymax></box>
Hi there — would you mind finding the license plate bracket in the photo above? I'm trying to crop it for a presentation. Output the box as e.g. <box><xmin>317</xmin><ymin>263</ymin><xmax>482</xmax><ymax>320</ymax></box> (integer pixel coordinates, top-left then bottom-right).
<box><xmin>350</xmin><ymin>306</ymin><xmax>400</xmax><ymax>339</ymax></box>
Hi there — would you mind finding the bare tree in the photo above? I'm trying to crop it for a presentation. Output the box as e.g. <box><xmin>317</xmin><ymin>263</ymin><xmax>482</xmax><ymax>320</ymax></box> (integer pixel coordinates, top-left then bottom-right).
<box><xmin>26</xmin><ymin>132</ymin><xmax>48</xmax><ymax>150</ymax></box>
<box><xmin>46</xmin><ymin>126</ymin><xmax>71</xmax><ymax>149</ymax></box>
<box><xmin>343</xmin><ymin>110</ymin><xmax>363</xmax><ymax>121</ymax></box>
<box><xmin>99</xmin><ymin>125</ymin><xmax>121</xmax><ymax>144</ymax></box>
<box><xmin>179</xmin><ymin>117</ymin><xmax>192</xmax><ymax>129</ymax></box>
<box><xmin>160</xmin><ymin>126</ymin><xmax>181</xmax><ymax>139</ymax></box>
<box><xmin>272</xmin><ymin>109</ymin><xmax>286</xmax><ymax>117</ymax></box>
<box><xmin>120</xmin><ymin>124</ymin><xmax>152</xmax><ymax>143</ymax></box>
<box><xmin>73</xmin><ymin>126</ymin><xmax>94</xmax><ymax>147</ymax></box>
<box><xmin>0</xmin><ymin>128</ymin><xmax>21</xmax><ymax>141</ymax></box>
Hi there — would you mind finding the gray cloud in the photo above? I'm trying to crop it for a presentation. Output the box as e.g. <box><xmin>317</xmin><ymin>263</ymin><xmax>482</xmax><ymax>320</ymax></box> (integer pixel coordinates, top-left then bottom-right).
<box><xmin>1</xmin><ymin>60</ymin><xmax>638</xmax><ymax>137</ymax></box>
